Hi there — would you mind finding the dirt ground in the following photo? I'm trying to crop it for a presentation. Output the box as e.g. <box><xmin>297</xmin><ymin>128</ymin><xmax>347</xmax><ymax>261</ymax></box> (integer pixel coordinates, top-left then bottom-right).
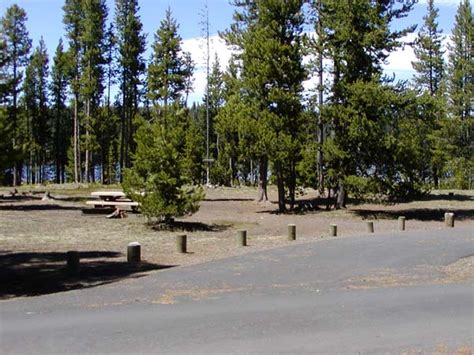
<box><xmin>0</xmin><ymin>185</ymin><xmax>473</xmax><ymax>299</ymax></box>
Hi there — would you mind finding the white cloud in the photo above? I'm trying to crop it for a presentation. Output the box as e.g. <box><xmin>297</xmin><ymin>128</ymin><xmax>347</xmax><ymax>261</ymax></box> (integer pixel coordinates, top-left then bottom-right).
<box><xmin>417</xmin><ymin>0</ymin><xmax>459</xmax><ymax>5</ymax></box>
<box><xmin>183</xmin><ymin>29</ymin><xmax>454</xmax><ymax>104</ymax></box>
<box><xmin>383</xmin><ymin>33</ymin><xmax>417</xmax><ymax>76</ymax></box>
<box><xmin>182</xmin><ymin>35</ymin><xmax>234</xmax><ymax>104</ymax></box>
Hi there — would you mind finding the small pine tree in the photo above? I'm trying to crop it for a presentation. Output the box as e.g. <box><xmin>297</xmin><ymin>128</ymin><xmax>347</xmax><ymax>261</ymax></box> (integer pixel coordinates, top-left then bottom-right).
<box><xmin>122</xmin><ymin>117</ymin><xmax>204</xmax><ymax>224</ymax></box>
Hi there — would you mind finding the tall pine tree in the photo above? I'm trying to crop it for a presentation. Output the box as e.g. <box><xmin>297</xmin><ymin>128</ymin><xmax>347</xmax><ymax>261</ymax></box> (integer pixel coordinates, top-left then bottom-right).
<box><xmin>411</xmin><ymin>0</ymin><xmax>446</xmax><ymax>188</ymax></box>
<box><xmin>447</xmin><ymin>0</ymin><xmax>473</xmax><ymax>188</ymax></box>
<box><xmin>22</xmin><ymin>38</ymin><xmax>49</xmax><ymax>184</ymax></box>
<box><xmin>1</xmin><ymin>4</ymin><xmax>32</xmax><ymax>185</ymax></box>
<box><xmin>114</xmin><ymin>0</ymin><xmax>146</xmax><ymax>174</ymax></box>
<box><xmin>225</xmin><ymin>0</ymin><xmax>307</xmax><ymax>211</ymax></box>
<box><xmin>63</xmin><ymin>0</ymin><xmax>83</xmax><ymax>183</ymax></box>
<box><xmin>80</xmin><ymin>0</ymin><xmax>108</xmax><ymax>182</ymax></box>
<box><xmin>319</xmin><ymin>0</ymin><xmax>417</xmax><ymax>206</ymax></box>
<box><xmin>412</xmin><ymin>0</ymin><xmax>445</xmax><ymax>96</ymax></box>
<box><xmin>50</xmin><ymin>38</ymin><xmax>70</xmax><ymax>183</ymax></box>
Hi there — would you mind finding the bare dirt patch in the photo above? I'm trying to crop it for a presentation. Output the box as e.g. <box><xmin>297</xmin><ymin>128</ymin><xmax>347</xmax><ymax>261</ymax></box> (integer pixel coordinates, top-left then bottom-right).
<box><xmin>346</xmin><ymin>255</ymin><xmax>474</xmax><ymax>290</ymax></box>
<box><xmin>0</xmin><ymin>186</ymin><xmax>473</xmax><ymax>299</ymax></box>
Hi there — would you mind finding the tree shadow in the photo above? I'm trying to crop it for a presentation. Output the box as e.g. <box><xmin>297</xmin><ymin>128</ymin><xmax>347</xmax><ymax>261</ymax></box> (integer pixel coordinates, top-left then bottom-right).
<box><xmin>203</xmin><ymin>198</ymin><xmax>254</xmax><ymax>202</ymax></box>
<box><xmin>150</xmin><ymin>221</ymin><xmax>232</xmax><ymax>232</ymax></box>
<box><xmin>0</xmin><ymin>204</ymin><xmax>85</xmax><ymax>211</ymax></box>
<box><xmin>0</xmin><ymin>195</ymin><xmax>42</xmax><ymax>203</ymax></box>
<box><xmin>350</xmin><ymin>208</ymin><xmax>474</xmax><ymax>221</ymax></box>
<box><xmin>52</xmin><ymin>196</ymin><xmax>90</xmax><ymax>202</ymax></box>
<box><xmin>256</xmin><ymin>198</ymin><xmax>324</xmax><ymax>215</ymax></box>
<box><xmin>0</xmin><ymin>250</ymin><xmax>175</xmax><ymax>299</ymax></box>
<box><xmin>416</xmin><ymin>193</ymin><xmax>473</xmax><ymax>202</ymax></box>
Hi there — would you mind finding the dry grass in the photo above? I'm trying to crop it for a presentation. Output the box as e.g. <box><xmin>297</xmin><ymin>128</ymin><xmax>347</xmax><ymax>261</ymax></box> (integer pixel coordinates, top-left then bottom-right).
<box><xmin>0</xmin><ymin>185</ymin><xmax>473</xmax><ymax>299</ymax></box>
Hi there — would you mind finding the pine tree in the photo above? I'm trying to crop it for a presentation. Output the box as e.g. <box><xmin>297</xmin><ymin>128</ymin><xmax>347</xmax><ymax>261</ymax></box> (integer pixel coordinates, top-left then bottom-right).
<box><xmin>447</xmin><ymin>0</ymin><xmax>473</xmax><ymax>188</ymax></box>
<box><xmin>223</xmin><ymin>0</ymin><xmax>269</xmax><ymax>199</ymax></box>
<box><xmin>22</xmin><ymin>38</ymin><xmax>49</xmax><ymax>184</ymax></box>
<box><xmin>203</xmin><ymin>53</ymin><xmax>225</xmax><ymax>183</ymax></box>
<box><xmin>318</xmin><ymin>0</ymin><xmax>417</xmax><ymax>206</ymax></box>
<box><xmin>226</xmin><ymin>0</ymin><xmax>307</xmax><ymax>211</ymax></box>
<box><xmin>410</xmin><ymin>0</ymin><xmax>446</xmax><ymax>188</ymax></box>
<box><xmin>147</xmin><ymin>8</ymin><xmax>194</xmax><ymax>111</ymax></box>
<box><xmin>1</xmin><ymin>4</ymin><xmax>32</xmax><ymax>185</ymax></box>
<box><xmin>114</xmin><ymin>0</ymin><xmax>146</xmax><ymax>173</ymax></box>
<box><xmin>50</xmin><ymin>38</ymin><xmax>70</xmax><ymax>183</ymax></box>
<box><xmin>99</xmin><ymin>22</ymin><xmax>118</xmax><ymax>184</ymax></box>
<box><xmin>122</xmin><ymin>118</ymin><xmax>204</xmax><ymax>224</ymax></box>
<box><xmin>80</xmin><ymin>0</ymin><xmax>108</xmax><ymax>182</ymax></box>
<box><xmin>412</xmin><ymin>0</ymin><xmax>445</xmax><ymax>96</ymax></box>
<box><xmin>63</xmin><ymin>0</ymin><xmax>83</xmax><ymax>183</ymax></box>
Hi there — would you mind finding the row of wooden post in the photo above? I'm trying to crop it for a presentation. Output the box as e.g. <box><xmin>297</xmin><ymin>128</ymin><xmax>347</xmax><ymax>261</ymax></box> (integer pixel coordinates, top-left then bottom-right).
<box><xmin>66</xmin><ymin>212</ymin><xmax>456</xmax><ymax>273</ymax></box>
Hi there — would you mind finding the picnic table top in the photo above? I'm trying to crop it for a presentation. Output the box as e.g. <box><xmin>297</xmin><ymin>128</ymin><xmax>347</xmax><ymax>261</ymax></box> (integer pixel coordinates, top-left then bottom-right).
<box><xmin>90</xmin><ymin>191</ymin><xmax>126</xmax><ymax>198</ymax></box>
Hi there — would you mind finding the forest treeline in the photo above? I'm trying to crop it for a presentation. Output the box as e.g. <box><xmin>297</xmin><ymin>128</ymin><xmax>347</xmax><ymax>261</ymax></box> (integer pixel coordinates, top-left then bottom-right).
<box><xmin>0</xmin><ymin>0</ymin><xmax>473</xmax><ymax>212</ymax></box>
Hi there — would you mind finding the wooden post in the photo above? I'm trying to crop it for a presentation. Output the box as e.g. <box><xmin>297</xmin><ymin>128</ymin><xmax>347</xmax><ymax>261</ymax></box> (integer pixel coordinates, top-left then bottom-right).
<box><xmin>127</xmin><ymin>242</ymin><xmax>141</xmax><ymax>264</ymax></box>
<box><xmin>366</xmin><ymin>221</ymin><xmax>374</xmax><ymax>234</ymax></box>
<box><xmin>330</xmin><ymin>224</ymin><xmax>337</xmax><ymax>237</ymax></box>
<box><xmin>444</xmin><ymin>212</ymin><xmax>455</xmax><ymax>228</ymax></box>
<box><xmin>288</xmin><ymin>224</ymin><xmax>296</xmax><ymax>241</ymax></box>
<box><xmin>237</xmin><ymin>230</ymin><xmax>247</xmax><ymax>247</ymax></box>
<box><xmin>66</xmin><ymin>251</ymin><xmax>80</xmax><ymax>276</ymax></box>
<box><xmin>176</xmin><ymin>234</ymin><xmax>187</xmax><ymax>253</ymax></box>
<box><xmin>398</xmin><ymin>216</ymin><xmax>406</xmax><ymax>231</ymax></box>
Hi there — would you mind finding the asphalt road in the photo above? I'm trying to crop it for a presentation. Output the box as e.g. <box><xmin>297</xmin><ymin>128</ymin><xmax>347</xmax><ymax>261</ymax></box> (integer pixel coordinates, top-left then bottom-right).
<box><xmin>1</xmin><ymin>226</ymin><xmax>473</xmax><ymax>354</ymax></box>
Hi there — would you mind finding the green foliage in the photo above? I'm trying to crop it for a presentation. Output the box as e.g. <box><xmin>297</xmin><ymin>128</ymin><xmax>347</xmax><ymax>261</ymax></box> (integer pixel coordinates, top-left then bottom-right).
<box><xmin>22</xmin><ymin>38</ymin><xmax>50</xmax><ymax>183</ymax></box>
<box><xmin>445</xmin><ymin>0</ymin><xmax>473</xmax><ymax>189</ymax></box>
<box><xmin>122</xmin><ymin>116</ymin><xmax>204</xmax><ymax>223</ymax></box>
<box><xmin>412</xmin><ymin>0</ymin><xmax>445</xmax><ymax>96</ymax></box>
<box><xmin>114</xmin><ymin>0</ymin><xmax>146</xmax><ymax>172</ymax></box>
<box><xmin>147</xmin><ymin>8</ymin><xmax>194</xmax><ymax>108</ymax></box>
<box><xmin>50</xmin><ymin>38</ymin><xmax>71</xmax><ymax>183</ymax></box>
<box><xmin>1</xmin><ymin>4</ymin><xmax>32</xmax><ymax>184</ymax></box>
<box><xmin>224</xmin><ymin>0</ymin><xmax>307</xmax><ymax>210</ymax></box>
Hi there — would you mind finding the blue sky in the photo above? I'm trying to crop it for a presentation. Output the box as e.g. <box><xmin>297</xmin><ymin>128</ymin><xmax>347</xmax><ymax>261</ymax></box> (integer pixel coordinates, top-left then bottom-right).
<box><xmin>0</xmin><ymin>0</ymin><xmax>463</xmax><ymax>104</ymax></box>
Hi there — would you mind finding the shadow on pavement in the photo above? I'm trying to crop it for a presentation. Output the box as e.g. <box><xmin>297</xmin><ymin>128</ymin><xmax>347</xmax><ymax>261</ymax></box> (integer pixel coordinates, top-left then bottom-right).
<box><xmin>0</xmin><ymin>250</ymin><xmax>175</xmax><ymax>299</ymax></box>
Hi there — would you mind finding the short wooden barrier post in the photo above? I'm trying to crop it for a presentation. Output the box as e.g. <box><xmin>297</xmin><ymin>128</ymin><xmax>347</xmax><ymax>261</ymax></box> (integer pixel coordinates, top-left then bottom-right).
<box><xmin>330</xmin><ymin>224</ymin><xmax>337</xmax><ymax>237</ymax></box>
<box><xmin>444</xmin><ymin>212</ymin><xmax>455</xmax><ymax>228</ymax></box>
<box><xmin>66</xmin><ymin>251</ymin><xmax>80</xmax><ymax>276</ymax></box>
<box><xmin>127</xmin><ymin>242</ymin><xmax>141</xmax><ymax>264</ymax></box>
<box><xmin>398</xmin><ymin>216</ymin><xmax>406</xmax><ymax>231</ymax></box>
<box><xmin>366</xmin><ymin>221</ymin><xmax>374</xmax><ymax>234</ymax></box>
<box><xmin>237</xmin><ymin>230</ymin><xmax>247</xmax><ymax>247</ymax></box>
<box><xmin>288</xmin><ymin>224</ymin><xmax>296</xmax><ymax>241</ymax></box>
<box><xmin>176</xmin><ymin>234</ymin><xmax>187</xmax><ymax>253</ymax></box>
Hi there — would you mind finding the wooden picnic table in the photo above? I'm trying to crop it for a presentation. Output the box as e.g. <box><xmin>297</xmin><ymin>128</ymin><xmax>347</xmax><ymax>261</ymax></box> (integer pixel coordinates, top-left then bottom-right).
<box><xmin>87</xmin><ymin>191</ymin><xmax>139</xmax><ymax>212</ymax></box>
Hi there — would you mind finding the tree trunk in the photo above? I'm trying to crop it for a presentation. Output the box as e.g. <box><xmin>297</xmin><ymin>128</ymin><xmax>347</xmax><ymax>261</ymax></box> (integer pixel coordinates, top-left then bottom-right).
<box><xmin>276</xmin><ymin>161</ymin><xmax>286</xmax><ymax>213</ymax></box>
<box><xmin>256</xmin><ymin>157</ymin><xmax>268</xmax><ymax>202</ymax></box>
<box><xmin>288</xmin><ymin>160</ymin><xmax>296</xmax><ymax>210</ymax></box>
<box><xmin>73</xmin><ymin>93</ymin><xmax>79</xmax><ymax>184</ymax></box>
<box><xmin>335</xmin><ymin>183</ymin><xmax>346</xmax><ymax>209</ymax></box>
<box><xmin>316</xmin><ymin>0</ymin><xmax>325</xmax><ymax>195</ymax></box>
